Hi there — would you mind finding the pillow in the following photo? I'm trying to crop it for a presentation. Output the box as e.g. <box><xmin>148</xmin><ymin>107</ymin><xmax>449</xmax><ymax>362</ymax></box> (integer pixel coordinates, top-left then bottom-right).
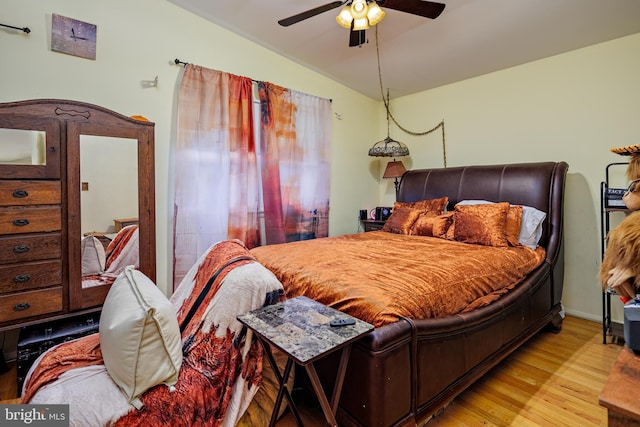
<box><xmin>382</xmin><ymin>206</ymin><xmax>423</xmax><ymax>234</ymax></box>
<box><xmin>444</xmin><ymin>216</ymin><xmax>456</xmax><ymax>240</ymax></box>
<box><xmin>457</xmin><ymin>200</ymin><xmax>545</xmax><ymax>248</ymax></box>
<box><xmin>412</xmin><ymin>213</ymin><xmax>453</xmax><ymax>238</ymax></box>
<box><xmin>81</xmin><ymin>236</ymin><xmax>106</xmax><ymax>276</ymax></box>
<box><xmin>100</xmin><ymin>266</ymin><xmax>182</xmax><ymax>409</ymax></box>
<box><xmin>453</xmin><ymin>202</ymin><xmax>510</xmax><ymax>247</ymax></box>
<box><xmin>410</xmin><ymin>214</ymin><xmax>437</xmax><ymax>236</ymax></box>
<box><xmin>504</xmin><ymin>205</ymin><xmax>523</xmax><ymax>246</ymax></box>
<box><xmin>520</xmin><ymin>205</ymin><xmax>546</xmax><ymax>249</ymax></box>
<box><xmin>394</xmin><ymin>196</ymin><xmax>448</xmax><ymax>217</ymax></box>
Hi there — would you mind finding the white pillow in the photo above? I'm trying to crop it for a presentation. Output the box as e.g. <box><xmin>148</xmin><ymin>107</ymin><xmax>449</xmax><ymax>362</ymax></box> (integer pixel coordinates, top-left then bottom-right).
<box><xmin>456</xmin><ymin>200</ymin><xmax>546</xmax><ymax>249</ymax></box>
<box><xmin>99</xmin><ymin>266</ymin><xmax>182</xmax><ymax>408</ymax></box>
<box><xmin>81</xmin><ymin>236</ymin><xmax>106</xmax><ymax>276</ymax></box>
<box><xmin>519</xmin><ymin>205</ymin><xmax>547</xmax><ymax>249</ymax></box>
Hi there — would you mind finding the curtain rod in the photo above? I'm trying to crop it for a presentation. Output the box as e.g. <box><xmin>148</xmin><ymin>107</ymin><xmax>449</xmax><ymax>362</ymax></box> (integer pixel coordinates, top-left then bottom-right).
<box><xmin>173</xmin><ymin>58</ymin><xmax>332</xmax><ymax>103</ymax></box>
<box><xmin>0</xmin><ymin>23</ymin><xmax>30</xmax><ymax>33</ymax></box>
<box><xmin>174</xmin><ymin>58</ymin><xmax>259</xmax><ymax>84</ymax></box>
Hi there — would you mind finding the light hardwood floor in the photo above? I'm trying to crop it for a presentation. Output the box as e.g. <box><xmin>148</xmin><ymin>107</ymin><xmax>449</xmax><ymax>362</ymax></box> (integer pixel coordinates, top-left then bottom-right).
<box><xmin>0</xmin><ymin>316</ymin><xmax>623</xmax><ymax>426</ymax></box>
<box><xmin>277</xmin><ymin>315</ymin><xmax>623</xmax><ymax>427</ymax></box>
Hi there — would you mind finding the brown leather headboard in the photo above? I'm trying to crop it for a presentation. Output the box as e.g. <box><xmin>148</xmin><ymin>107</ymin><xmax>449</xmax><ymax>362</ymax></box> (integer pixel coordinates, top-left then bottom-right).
<box><xmin>397</xmin><ymin>162</ymin><xmax>569</xmax><ymax>258</ymax></box>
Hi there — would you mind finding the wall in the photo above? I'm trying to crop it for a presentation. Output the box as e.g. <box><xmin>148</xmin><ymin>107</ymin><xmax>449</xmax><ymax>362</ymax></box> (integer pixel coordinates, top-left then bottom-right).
<box><xmin>0</xmin><ymin>0</ymin><xmax>380</xmax><ymax>296</ymax></box>
<box><xmin>2</xmin><ymin>0</ymin><xmax>638</xmax><ymax>325</ymax></box>
<box><xmin>377</xmin><ymin>32</ymin><xmax>640</xmax><ymax>322</ymax></box>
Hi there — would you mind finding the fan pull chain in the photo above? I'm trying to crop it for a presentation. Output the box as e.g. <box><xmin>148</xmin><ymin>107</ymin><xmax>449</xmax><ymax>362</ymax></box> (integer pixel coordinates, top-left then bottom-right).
<box><xmin>375</xmin><ymin>26</ymin><xmax>447</xmax><ymax>167</ymax></box>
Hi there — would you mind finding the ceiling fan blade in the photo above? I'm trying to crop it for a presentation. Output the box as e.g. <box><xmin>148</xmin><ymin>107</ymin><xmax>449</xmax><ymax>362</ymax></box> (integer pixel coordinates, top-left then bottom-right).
<box><xmin>278</xmin><ymin>1</ymin><xmax>345</xmax><ymax>27</ymax></box>
<box><xmin>379</xmin><ymin>0</ymin><xmax>445</xmax><ymax>19</ymax></box>
<box><xmin>349</xmin><ymin>26</ymin><xmax>367</xmax><ymax>47</ymax></box>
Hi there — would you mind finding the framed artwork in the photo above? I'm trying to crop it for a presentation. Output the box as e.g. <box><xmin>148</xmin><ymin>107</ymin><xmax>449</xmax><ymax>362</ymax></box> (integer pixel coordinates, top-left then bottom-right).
<box><xmin>51</xmin><ymin>14</ymin><xmax>97</xmax><ymax>60</ymax></box>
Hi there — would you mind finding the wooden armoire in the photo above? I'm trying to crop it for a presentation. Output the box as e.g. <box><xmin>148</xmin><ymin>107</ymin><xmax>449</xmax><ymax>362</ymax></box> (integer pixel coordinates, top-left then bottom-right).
<box><xmin>0</xmin><ymin>99</ymin><xmax>155</xmax><ymax>331</ymax></box>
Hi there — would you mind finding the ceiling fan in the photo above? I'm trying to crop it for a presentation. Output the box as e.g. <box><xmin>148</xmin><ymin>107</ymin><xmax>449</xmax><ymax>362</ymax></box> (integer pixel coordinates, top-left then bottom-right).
<box><xmin>278</xmin><ymin>0</ymin><xmax>445</xmax><ymax>47</ymax></box>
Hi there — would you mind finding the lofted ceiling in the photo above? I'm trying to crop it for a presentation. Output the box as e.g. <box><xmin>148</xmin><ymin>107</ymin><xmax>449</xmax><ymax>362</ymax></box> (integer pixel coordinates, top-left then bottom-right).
<box><xmin>168</xmin><ymin>0</ymin><xmax>640</xmax><ymax>100</ymax></box>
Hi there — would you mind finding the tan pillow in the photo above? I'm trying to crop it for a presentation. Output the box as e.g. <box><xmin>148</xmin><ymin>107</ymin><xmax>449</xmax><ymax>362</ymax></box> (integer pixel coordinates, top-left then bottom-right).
<box><xmin>100</xmin><ymin>266</ymin><xmax>183</xmax><ymax>408</ymax></box>
<box><xmin>453</xmin><ymin>202</ymin><xmax>509</xmax><ymax>247</ymax></box>
<box><xmin>394</xmin><ymin>196</ymin><xmax>448</xmax><ymax>217</ymax></box>
<box><xmin>382</xmin><ymin>206</ymin><xmax>423</xmax><ymax>234</ymax></box>
<box><xmin>81</xmin><ymin>236</ymin><xmax>106</xmax><ymax>276</ymax></box>
<box><xmin>506</xmin><ymin>205</ymin><xmax>523</xmax><ymax>246</ymax></box>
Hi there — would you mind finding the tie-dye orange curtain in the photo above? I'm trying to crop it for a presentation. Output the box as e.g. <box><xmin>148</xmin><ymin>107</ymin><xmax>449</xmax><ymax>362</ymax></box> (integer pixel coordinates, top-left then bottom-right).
<box><xmin>258</xmin><ymin>82</ymin><xmax>331</xmax><ymax>244</ymax></box>
<box><xmin>173</xmin><ymin>65</ymin><xmax>258</xmax><ymax>286</ymax></box>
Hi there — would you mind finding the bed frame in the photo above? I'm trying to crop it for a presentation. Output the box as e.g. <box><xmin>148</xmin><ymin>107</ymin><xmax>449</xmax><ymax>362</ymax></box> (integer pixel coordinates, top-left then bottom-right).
<box><xmin>311</xmin><ymin>161</ymin><xmax>569</xmax><ymax>427</ymax></box>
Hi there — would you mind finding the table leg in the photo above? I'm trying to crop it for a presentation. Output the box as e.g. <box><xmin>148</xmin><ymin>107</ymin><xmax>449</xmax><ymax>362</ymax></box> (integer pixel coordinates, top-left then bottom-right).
<box><xmin>260</xmin><ymin>340</ymin><xmax>304</xmax><ymax>427</ymax></box>
<box><xmin>305</xmin><ymin>345</ymin><xmax>352</xmax><ymax>427</ymax></box>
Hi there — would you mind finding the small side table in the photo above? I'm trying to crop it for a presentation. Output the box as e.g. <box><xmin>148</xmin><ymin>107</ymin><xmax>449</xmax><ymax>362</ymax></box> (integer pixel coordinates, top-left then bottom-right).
<box><xmin>360</xmin><ymin>219</ymin><xmax>386</xmax><ymax>232</ymax></box>
<box><xmin>599</xmin><ymin>345</ymin><xmax>640</xmax><ymax>426</ymax></box>
<box><xmin>237</xmin><ymin>296</ymin><xmax>373</xmax><ymax>427</ymax></box>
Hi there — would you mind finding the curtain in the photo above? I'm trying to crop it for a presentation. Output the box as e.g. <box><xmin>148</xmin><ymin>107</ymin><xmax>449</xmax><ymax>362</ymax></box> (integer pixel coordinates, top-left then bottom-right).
<box><xmin>173</xmin><ymin>65</ymin><xmax>258</xmax><ymax>286</ymax></box>
<box><xmin>173</xmin><ymin>66</ymin><xmax>331</xmax><ymax>288</ymax></box>
<box><xmin>258</xmin><ymin>82</ymin><xmax>331</xmax><ymax>244</ymax></box>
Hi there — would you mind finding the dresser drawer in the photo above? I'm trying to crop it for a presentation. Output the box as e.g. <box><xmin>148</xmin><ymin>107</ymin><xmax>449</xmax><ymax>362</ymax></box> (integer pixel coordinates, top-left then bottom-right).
<box><xmin>0</xmin><ymin>206</ymin><xmax>61</xmax><ymax>234</ymax></box>
<box><xmin>0</xmin><ymin>287</ymin><xmax>63</xmax><ymax>323</ymax></box>
<box><xmin>0</xmin><ymin>260</ymin><xmax>62</xmax><ymax>293</ymax></box>
<box><xmin>0</xmin><ymin>233</ymin><xmax>61</xmax><ymax>263</ymax></box>
<box><xmin>0</xmin><ymin>180</ymin><xmax>61</xmax><ymax>206</ymax></box>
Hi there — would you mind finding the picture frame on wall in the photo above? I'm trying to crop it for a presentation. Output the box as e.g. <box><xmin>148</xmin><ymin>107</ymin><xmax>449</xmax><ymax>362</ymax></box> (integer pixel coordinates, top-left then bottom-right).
<box><xmin>51</xmin><ymin>14</ymin><xmax>97</xmax><ymax>60</ymax></box>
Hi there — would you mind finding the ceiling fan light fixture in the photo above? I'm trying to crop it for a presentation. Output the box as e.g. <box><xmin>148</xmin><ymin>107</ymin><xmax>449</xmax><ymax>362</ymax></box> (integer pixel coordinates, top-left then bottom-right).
<box><xmin>353</xmin><ymin>17</ymin><xmax>369</xmax><ymax>30</ymax></box>
<box><xmin>350</xmin><ymin>0</ymin><xmax>369</xmax><ymax>19</ymax></box>
<box><xmin>367</xmin><ymin>2</ymin><xmax>385</xmax><ymax>25</ymax></box>
<box><xmin>336</xmin><ymin>5</ymin><xmax>354</xmax><ymax>29</ymax></box>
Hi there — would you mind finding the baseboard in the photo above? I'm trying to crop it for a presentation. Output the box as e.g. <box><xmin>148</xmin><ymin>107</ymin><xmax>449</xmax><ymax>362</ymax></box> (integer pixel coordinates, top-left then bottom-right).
<box><xmin>563</xmin><ymin>309</ymin><xmax>602</xmax><ymax>323</ymax></box>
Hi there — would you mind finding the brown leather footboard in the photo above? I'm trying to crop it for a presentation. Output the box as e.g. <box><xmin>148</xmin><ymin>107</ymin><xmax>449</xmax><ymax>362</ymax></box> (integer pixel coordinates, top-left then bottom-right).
<box><xmin>311</xmin><ymin>162</ymin><xmax>569</xmax><ymax>427</ymax></box>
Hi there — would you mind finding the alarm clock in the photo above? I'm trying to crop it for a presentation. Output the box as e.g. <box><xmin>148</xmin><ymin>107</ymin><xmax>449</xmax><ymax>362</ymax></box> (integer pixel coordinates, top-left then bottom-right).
<box><xmin>375</xmin><ymin>207</ymin><xmax>392</xmax><ymax>221</ymax></box>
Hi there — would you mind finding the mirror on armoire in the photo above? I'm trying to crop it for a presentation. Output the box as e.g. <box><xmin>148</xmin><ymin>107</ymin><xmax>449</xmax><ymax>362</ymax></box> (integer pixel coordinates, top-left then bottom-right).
<box><xmin>67</xmin><ymin>120</ymin><xmax>156</xmax><ymax>310</ymax></box>
<box><xmin>78</xmin><ymin>135</ymin><xmax>138</xmax><ymax>287</ymax></box>
<box><xmin>0</xmin><ymin>129</ymin><xmax>46</xmax><ymax>166</ymax></box>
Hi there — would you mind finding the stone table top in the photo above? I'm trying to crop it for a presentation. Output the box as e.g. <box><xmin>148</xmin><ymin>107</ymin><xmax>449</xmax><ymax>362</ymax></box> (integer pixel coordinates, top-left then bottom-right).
<box><xmin>237</xmin><ymin>296</ymin><xmax>373</xmax><ymax>364</ymax></box>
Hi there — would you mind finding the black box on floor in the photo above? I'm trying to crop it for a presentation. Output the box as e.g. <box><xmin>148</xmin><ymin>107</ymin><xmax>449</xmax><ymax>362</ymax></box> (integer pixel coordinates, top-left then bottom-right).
<box><xmin>16</xmin><ymin>312</ymin><xmax>100</xmax><ymax>392</ymax></box>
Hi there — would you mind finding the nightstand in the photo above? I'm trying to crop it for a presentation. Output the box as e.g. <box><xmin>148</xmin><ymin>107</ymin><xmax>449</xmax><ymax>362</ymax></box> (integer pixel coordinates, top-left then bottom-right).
<box><xmin>360</xmin><ymin>219</ymin><xmax>386</xmax><ymax>232</ymax></box>
<box><xmin>237</xmin><ymin>296</ymin><xmax>373</xmax><ymax>427</ymax></box>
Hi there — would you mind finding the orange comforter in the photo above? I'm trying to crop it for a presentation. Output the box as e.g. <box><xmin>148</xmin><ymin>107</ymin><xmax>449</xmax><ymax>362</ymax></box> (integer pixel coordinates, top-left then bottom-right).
<box><xmin>251</xmin><ymin>231</ymin><xmax>546</xmax><ymax>328</ymax></box>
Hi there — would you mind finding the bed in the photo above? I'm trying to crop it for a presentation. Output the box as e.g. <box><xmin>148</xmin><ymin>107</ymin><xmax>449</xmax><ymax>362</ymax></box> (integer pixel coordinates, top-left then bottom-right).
<box><xmin>250</xmin><ymin>161</ymin><xmax>569</xmax><ymax>427</ymax></box>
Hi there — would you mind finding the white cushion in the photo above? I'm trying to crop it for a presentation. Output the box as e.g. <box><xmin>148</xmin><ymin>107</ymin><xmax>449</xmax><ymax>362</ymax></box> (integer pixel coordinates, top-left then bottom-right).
<box><xmin>81</xmin><ymin>236</ymin><xmax>105</xmax><ymax>276</ymax></box>
<box><xmin>519</xmin><ymin>205</ymin><xmax>547</xmax><ymax>249</ymax></box>
<box><xmin>99</xmin><ymin>266</ymin><xmax>182</xmax><ymax>408</ymax></box>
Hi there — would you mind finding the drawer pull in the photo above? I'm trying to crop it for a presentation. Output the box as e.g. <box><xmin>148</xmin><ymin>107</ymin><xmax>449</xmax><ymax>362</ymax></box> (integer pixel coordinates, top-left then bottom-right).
<box><xmin>12</xmin><ymin>190</ymin><xmax>28</xmax><ymax>198</ymax></box>
<box><xmin>13</xmin><ymin>245</ymin><xmax>30</xmax><ymax>253</ymax></box>
<box><xmin>13</xmin><ymin>302</ymin><xmax>30</xmax><ymax>312</ymax></box>
<box><xmin>14</xmin><ymin>274</ymin><xmax>31</xmax><ymax>283</ymax></box>
<box><xmin>13</xmin><ymin>219</ymin><xmax>30</xmax><ymax>227</ymax></box>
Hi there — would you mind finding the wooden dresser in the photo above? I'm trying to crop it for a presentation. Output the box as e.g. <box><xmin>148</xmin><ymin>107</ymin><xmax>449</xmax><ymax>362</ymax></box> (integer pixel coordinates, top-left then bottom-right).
<box><xmin>0</xmin><ymin>179</ymin><xmax>64</xmax><ymax>324</ymax></box>
<box><xmin>0</xmin><ymin>99</ymin><xmax>156</xmax><ymax>331</ymax></box>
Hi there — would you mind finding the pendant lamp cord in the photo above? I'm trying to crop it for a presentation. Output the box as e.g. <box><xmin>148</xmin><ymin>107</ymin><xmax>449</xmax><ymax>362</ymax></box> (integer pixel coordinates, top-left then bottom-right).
<box><xmin>375</xmin><ymin>26</ymin><xmax>447</xmax><ymax>167</ymax></box>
